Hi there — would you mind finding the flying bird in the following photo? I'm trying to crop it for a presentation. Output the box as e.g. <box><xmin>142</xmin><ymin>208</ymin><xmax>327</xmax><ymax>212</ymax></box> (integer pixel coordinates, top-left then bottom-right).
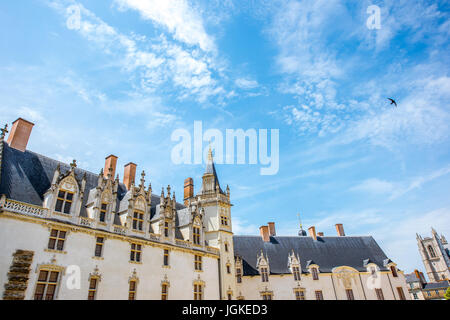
<box><xmin>387</xmin><ymin>98</ymin><xmax>397</xmax><ymax>107</ymax></box>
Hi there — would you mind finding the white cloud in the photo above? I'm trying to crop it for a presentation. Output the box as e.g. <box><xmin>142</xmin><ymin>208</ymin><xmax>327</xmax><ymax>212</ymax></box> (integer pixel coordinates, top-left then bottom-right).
<box><xmin>235</xmin><ymin>78</ymin><xmax>259</xmax><ymax>89</ymax></box>
<box><xmin>115</xmin><ymin>0</ymin><xmax>215</xmax><ymax>52</ymax></box>
<box><xmin>351</xmin><ymin>178</ymin><xmax>395</xmax><ymax>195</ymax></box>
<box><xmin>49</xmin><ymin>0</ymin><xmax>226</xmax><ymax>103</ymax></box>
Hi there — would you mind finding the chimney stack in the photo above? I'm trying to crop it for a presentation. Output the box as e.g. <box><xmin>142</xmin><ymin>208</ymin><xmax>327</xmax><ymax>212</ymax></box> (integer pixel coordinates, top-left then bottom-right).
<box><xmin>123</xmin><ymin>162</ymin><xmax>137</xmax><ymax>190</ymax></box>
<box><xmin>184</xmin><ymin>177</ymin><xmax>194</xmax><ymax>205</ymax></box>
<box><xmin>260</xmin><ymin>226</ymin><xmax>270</xmax><ymax>242</ymax></box>
<box><xmin>268</xmin><ymin>222</ymin><xmax>276</xmax><ymax>236</ymax></box>
<box><xmin>335</xmin><ymin>224</ymin><xmax>345</xmax><ymax>237</ymax></box>
<box><xmin>104</xmin><ymin>155</ymin><xmax>118</xmax><ymax>179</ymax></box>
<box><xmin>317</xmin><ymin>232</ymin><xmax>324</xmax><ymax>237</ymax></box>
<box><xmin>308</xmin><ymin>226</ymin><xmax>317</xmax><ymax>240</ymax></box>
<box><xmin>7</xmin><ymin>118</ymin><xmax>34</xmax><ymax>152</ymax></box>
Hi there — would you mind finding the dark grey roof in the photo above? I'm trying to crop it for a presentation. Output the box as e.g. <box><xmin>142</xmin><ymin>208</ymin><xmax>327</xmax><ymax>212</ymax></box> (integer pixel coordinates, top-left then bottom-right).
<box><xmin>202</xmin><ymin>156</ymin><xmax>223</xmax><ymax>193</ymax></box>
<box><xmin>0</xmin><ymin>143</ymin><xmax>185</xmax><ymax>219</ymax></box>
<box><xmin>233</xmin><ymin>235</ymin><xmax>390</xmax><ymax>275</ymax></box>
<box><xmin>405</xmin><ymin>273</ymin><xmax>420</xmax><ymax>283</ymax></box>
<box><xmin>423</xmin><ymin>280</ymin><xmax>449</xmax><ymax>290</ymax></box>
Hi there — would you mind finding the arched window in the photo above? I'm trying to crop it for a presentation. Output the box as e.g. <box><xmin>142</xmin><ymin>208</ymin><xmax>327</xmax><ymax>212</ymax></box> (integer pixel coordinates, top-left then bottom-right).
<box><xmin>428</xmin><ymin>245</ymin><xmax>436</xmax><ymax>258</ymax></box>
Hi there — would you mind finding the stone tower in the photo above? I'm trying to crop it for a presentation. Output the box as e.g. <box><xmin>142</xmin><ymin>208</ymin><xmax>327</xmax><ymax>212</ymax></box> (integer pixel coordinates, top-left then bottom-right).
<box><xmin>416</xmin><ymin>228</ymin><xmax>450</xmax><ymax>282</ymax></box>
<box><xmin>196</xmin><ymin>148</ymin><xmax>236</xmax><ymax>299</ymax></box>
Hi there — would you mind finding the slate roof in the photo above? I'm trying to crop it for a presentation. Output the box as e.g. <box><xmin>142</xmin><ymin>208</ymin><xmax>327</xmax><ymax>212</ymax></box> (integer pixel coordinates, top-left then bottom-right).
<box><xmin>233</xmin><ymin>235</ymin><xmax>390</xmax><ymax>275</ymax></box>
<box><xmin>405</xmin><ymin>273</ymin><xmax>420</xmax><ymax>283</ymax></box>
<box><xmin>423</xmin><ymin>280</ymin><xmax>449</xmax><ymax>290</ymax></box>
<box><xmin>0</xmin><ymin>143</ymin><xmax>185</xmax><ymax>221</ymax></box>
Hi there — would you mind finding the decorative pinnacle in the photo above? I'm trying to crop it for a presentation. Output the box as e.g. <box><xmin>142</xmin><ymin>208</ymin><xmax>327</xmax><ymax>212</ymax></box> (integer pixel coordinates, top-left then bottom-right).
<box><xmin>140</xmin><ymin>170</ymin><xmax>145</xmax><ymax>186</ymax></box>
<box><xmin>0</xmin><ymin>124</ymin><xmax>8</xmax><ymax>139</ymax></box>
<box><xmin>70</xmin><ymin>159</ymin><xmax>77</xmax><ymax>169</ymax></box>
<box><xmin>208</xmin><ymin>143</ymin><xmax>213</xmax><ymax>161</ymax></box>
<box><xmin>167</xmin><ymin>185</ymin><xmax>171</xmax><ymax>195</ymax></box>
<box><xmin>297</xmin><ymin>212</ymin><xmax>303</xmax><ymax>231</ymax></box>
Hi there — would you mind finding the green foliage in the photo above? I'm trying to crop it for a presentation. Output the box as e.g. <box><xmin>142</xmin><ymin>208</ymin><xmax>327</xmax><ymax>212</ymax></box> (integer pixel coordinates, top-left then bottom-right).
<box><xmin>445</xmin><ymin>287</ymin><xmax>450</xmax><ymax>300</ymax></box>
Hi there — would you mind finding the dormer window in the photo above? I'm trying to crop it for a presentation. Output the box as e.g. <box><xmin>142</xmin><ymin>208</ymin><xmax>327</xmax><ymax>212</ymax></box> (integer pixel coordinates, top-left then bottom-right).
<box><xmin>164</xmin><ymin>222</ymin><xmax>169</xmax><ymax>237</ymax></box>
<box><xmin>193</xmin><ymin>226</ymin><xmax>201</xmax><ymax>245</ymax></box>
<box><xmin>132</xmin><ymin>211</ymin><xmax>144</xmax><ymax>231</ymax></box>
<box><xmin>390</xmin><ymin>266</ymin><xmax>398</xmax><ymax>278</ymax></box>
<box><xmin>311</xmin><ymin>267</ymin><xmax>319</xmax><ymax>280</ymax></box>
<box><xmin>99</xmin><ymin>203</ymin><xmax>107</xmax><ymax>222</ymax></box>
<box><xmin>292</xmin><ymin>266</ymin><xmax>301</xmax><ymax>281</ymax></box>
<box><xmin>55</xmin><ymin>190</ymin><xmax>74</xmax><ymax>214</ymax></box>
<box><xmin>261</xmin><ymin>267</ymin><xmax>269</xmax><ymax>282</ymax></box>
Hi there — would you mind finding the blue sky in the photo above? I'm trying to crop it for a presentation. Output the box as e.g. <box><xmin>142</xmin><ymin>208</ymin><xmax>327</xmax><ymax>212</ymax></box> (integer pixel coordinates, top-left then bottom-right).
<box><xmin>1</xmin><ymin>0</ymin><xmax>449</xmax><ymax>275</ymax></box>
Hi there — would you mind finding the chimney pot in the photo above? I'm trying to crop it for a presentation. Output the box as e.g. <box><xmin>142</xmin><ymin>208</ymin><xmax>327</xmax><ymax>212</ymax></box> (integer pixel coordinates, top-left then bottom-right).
<box><xmin>123</xmin><ymin>162</ymin><xmax>137</xmax><ymax>190</ymax></box>
<box><xmin>184</xmin><ymin>177</ymin><xmax>194</xmax><ymax>205</ymax></box>
<box><xmin>335</xmin><ymin>223</ymin><xmax>345</xmax><ymax>236</ymax></box>
<box><xmin>260</xmin><ymin>225</ymin><xmax>270</xmax><ymax>242</ymax></box>
<box><xmin>268</xmin><ymin>222</ymin><xmax>276</xmax><ymax>236</ymax></box>
<box><xmin>104</xmin><ymin>155</ymin><xmax>118</xmax><ymax>179</ymax></box>
<box><xmin>7</xmin><ymin>118</ymin><xmax>34</xmax><ymax>152</ymax></box>
<box><xmin>308</xmin><ymin>226</ymin><xmax>317</xmax><ymax>240</ymax></box>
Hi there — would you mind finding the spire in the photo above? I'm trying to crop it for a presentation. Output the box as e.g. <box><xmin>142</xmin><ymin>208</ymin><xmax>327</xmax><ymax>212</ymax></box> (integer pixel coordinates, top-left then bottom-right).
<box><xmin>202</xmin><ymin>144</ymin><xmax>223</xmax><ymax>194</ymax></box>
<box><xmin>298</xmin><ymin>212</ymin><xmax>306</xmax><ymax>236</ymax></box>
<box><xmin>139</xmin><ymin>170</ymin><xmax>145</xmax><ymax>187</ymax></box>
<box><xmin>0</xmin><ymin>124</ymin><xmax>8</xmax><ymax>140</ymax></box>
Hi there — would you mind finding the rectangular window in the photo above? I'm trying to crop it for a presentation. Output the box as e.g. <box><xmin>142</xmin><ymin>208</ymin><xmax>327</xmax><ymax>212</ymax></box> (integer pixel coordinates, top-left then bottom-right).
<box><xmin>227</xmin><ymin>293</ymin><xmax>232</xmax><ymax>300</ymax></box>
<box><xmin>132</xmin><ymin>211</ymin><xmax>144</xmax><ymax>231</ymax></box>
<box><xmin>221</xmin><ymin>215</ymin><xmax>229</xmax><ymax>226</ymax></box>
<box><xmin>293</xmin><ymin>266</ymin><xmax>301</xmax><ymax>281</ymax></box>
<box><xmin>164</xmin><ymin>222</ymin><xmax>169</xmax><ymax>237</ymax></box>
<box><xmin>261</xmin><ymin>292</ymin><xmax>273</xmax><ymax>300</ymax></box>
<box><xmin>236</xmin><ymin>268</ymin><xmax>242</xmax><ymax>283</ymax></box>
<box><xmin>34</xmin><ymin>270</ymin><xmax>59</xmax><ymax>300</ymax></box>
<box><xmin>261</xmin><ymin>267</ymin><xmax>269</xmax><ymax>282</ymax></box>
<box><xmin>194</xmin><ymin>283</ymin><xmax>203</xmax><ymax>300</ymax></box>
<box><xmin>227</xmin><ymin>264</ymin><xmax>231</xmax><ymax>274</ymax></box>
<box><xmin>99</xmin><ymin>203</ymin><xmax>107</xmax><ymax>222</ymax></box>
<box><xmin>161</xmin><ymin>284</ymin><xmax>168</xmax><ymax>300</ymax></box>
<box><xmin>397</xmin><ymin>287</ymin><xmax>406</xmax><ymax>300</ymax></box>
<box><xmin>295</xmin><ymin>290</ymin><xmax>306</xmax><ymax>300</ymax></box>
<box><xmin>375</xmin><ymin>288</ymin><xmax>384</xmax><ymax>300</ymax></box>
<box><xmin>315</xmin><ymin>290</ymin><xmax>323</xmax><ymax>300</ymax></box>
<box><xmin>193</xmin><ymin>226</ymin><xmax>200</xmax><ymax>245</ymax></box>
<box><xmin>88</xmin><ymin>278</ymin><xmax>98</xmax><ymax>300</ymax></box>
<box><xmin>55</xmin><ymin>190</ymin><xmax>74</xmax><ymax>214</ymax></box>
<box><xmin>312</xmin><ymin>268</ymin><xmax>319</xmax><ymax>280</ymax></box>
<box><xmin>47</xmin><ymin>229</ymin><xmax>66</xmax><ymax>251</ymax></box>
<box><xmin>163</xmin><ymin>249</ymin><xmax>169</xmax><ymax>266</ymax></box>
<box><xmin>130</xmin><ymin>243</ymin><xmax>142</xmax><ymax>262</ymax></box>
<box><xmin>413</xmin><ymin>293</ymin><xmax>418</xmax><ymax>300</ymax></box>
<box><xmin>346</xmin><ymin>289</ymin><xmax>354</xmax><ymax>300</ymax></box>
<box><xmin>194</xmin><ymin>255</ymin><xmax>202</xmax><ymax>271</ymax></box>
<box><xmin>390</xmin><ymin>266</ymin><xmax>398</xmax><ymax>277</ymax></box>
<box><xmin>128</xmin><ymin>280</ymin><xmax>137</xmax><ymax>300</ymax></box>
<box><xmin>94</xmin><ymin>237</ymin><xmax>104</xmax><ymax>257</ymax></box>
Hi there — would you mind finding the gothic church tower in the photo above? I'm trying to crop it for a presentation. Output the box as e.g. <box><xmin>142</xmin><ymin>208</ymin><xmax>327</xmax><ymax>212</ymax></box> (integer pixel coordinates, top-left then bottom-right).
<box><xmin>417</xmin><ymin>228</ymin><xmax>450</xmax><ymax>282</ymax></box>
<box><xmin>195</xmin><ymin>148</ymin><xmax>236</xmax><ymax>299</ymax></box>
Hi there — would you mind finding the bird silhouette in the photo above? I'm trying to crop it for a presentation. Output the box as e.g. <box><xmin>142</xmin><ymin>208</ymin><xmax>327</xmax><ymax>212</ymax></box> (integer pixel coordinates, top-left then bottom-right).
<box><xmin>387</xmin><ymin>98</ymin><xmax>397</xmax><ymax>107</ymax></box>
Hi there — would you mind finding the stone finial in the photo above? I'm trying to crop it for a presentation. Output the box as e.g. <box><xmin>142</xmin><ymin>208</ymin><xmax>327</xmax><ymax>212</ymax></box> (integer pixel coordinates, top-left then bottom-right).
<box><xmin>167</xmin><ymin>185</ymin><xmax>171</xmax><ymax>196</ymax></box>
<box><xmin>70</xmin><ymin>159</ymin><xmax>77</xmax><ymax>170</ymax></box>
<box><xmin>0</xmin><ymin>124</ymin><xmax>8</xmax><ymax>139</ymax></box>
<box><xmin>140</xmin><ymin>170</ymin><xmax>145</xmax><ymax>187</ymax></box>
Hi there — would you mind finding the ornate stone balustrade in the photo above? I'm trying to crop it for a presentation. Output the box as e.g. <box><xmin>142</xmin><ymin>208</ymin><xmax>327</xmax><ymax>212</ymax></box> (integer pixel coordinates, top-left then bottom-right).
<box><xmin>206</xmin><ymin>246</ymin><xmax>220</xmax><ymax>255</ymax></box>
<box><xmin>79</xmin><ymin>216</ymin><xmax>94</xmax><ymax>228</ymax></box>
<box><xmin>113</xmin><ymin>225</ymin><xmax>127</xmax><ymax>236</ymax></box>
<box><xmin>175</xmin><ymin>239</ymin><xmax>192</xmax><ymax>249</ymax></box>
<box><xmin>1</xmin><ymin>198</ymin><xmax>48</xmax><ymax>218</ymax></box>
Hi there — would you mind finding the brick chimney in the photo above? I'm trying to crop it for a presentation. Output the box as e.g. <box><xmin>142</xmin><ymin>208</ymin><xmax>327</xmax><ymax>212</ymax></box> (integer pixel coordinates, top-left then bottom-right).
<box><xmin>104</xmin><ymin>155</ymin><xmax>118</xmax><ymax>179</ymax></box>
<box><xmin>7</xmin><ymin>118</ymin><xmax>34</xmax><ymax>152</ymax></box>
<box><xmin>308</xmin><ymin>226</ymin><xmax>317</xmax><ymax>240</ymax></box>
<box><xmin>184</xmin><ymin>177</ymin><xmax>194</xmax><ymax>205</ymax></box>
<box><xmin>335</xmin><ymin>224</ymin><xmax>345</xmax><ymax>236</ymax></box>
<box><xmin>123</xmin><ymin>162</ymin><xmax>137</xmax><ymax>190</ymax></box>
<box><xmin>260</xmin><ymin>225</ymin><xmax>270</xmax><ymax>242</ymax></box>
<box><xmin>268</xmin><ymin>222</ymin><xmax>276</xmax><ymax>236</ymax></box>
<box><xmin>317</xmin><ymin>232</ymin><xmax>324</xmax><ymax>237</ymax></box>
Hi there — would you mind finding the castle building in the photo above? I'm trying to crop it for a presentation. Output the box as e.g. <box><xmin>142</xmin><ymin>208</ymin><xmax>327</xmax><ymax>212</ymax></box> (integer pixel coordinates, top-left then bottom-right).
<box><xmin>405</xmin><ymin>270</ymin><xmax>449</xmax><ymax>300</ymax></box>
<box><xmin>0</xmin><ymin>118</ymin><xmax>409</xmax><ymax>300</ymax></box>
<box><xmin>416</xmin><ymin>228</ymin><xmax>450</xmax><ymax>282</ymax></box>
